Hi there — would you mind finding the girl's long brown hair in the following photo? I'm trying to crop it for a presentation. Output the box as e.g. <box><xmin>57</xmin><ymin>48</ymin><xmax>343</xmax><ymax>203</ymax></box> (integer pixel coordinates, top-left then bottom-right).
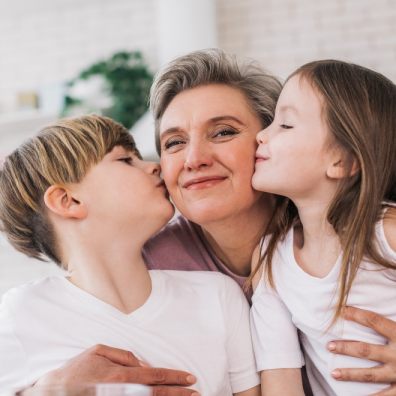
<box><xmin>250</xmin><ymin>60</ymin><xmax>396</xmax><ymax>323</ymax></box>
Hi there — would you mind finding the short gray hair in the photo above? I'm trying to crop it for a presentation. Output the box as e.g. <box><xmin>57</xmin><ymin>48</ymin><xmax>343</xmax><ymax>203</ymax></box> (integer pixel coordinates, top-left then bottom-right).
<box><xmin>150</xmin><ymin>48</ymin><xmax>282</xmax><ymax>153</ymax></box>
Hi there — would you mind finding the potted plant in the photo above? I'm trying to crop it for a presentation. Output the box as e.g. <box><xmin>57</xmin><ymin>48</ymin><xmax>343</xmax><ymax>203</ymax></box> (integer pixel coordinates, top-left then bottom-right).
<box><xmin>63</xmin><ymin>51</ymin><xmax>153</xmax><ymax>129</ymax></box>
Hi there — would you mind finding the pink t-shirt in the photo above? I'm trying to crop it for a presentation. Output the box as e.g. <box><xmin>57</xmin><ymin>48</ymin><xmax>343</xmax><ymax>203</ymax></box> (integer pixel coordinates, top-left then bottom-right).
<box><xmin>143</xmin><ymin>215</ymin><xmax>249</xmax><ymax>293</ymax></box>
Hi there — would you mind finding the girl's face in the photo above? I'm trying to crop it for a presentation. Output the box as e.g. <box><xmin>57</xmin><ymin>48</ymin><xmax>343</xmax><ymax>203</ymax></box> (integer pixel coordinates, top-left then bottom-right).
<box><xmin>159</xmin><ymin>84</ymin><xmax>265</xmax><ymax>226</ymax></box>
<box><xmin>253</xmin><ymin>75</ymin><xmax>339</xmax><ymax>202</ymax></box>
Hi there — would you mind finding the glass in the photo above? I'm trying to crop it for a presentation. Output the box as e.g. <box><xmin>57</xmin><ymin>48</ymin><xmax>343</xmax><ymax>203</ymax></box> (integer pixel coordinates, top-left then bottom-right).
<box><xmin>16</xmin><ymin>384</ymin><xmax>152</xmax><ymax>396</ymax></box>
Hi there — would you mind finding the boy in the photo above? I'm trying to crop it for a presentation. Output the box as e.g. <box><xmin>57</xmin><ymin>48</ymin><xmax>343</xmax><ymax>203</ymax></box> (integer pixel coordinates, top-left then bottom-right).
<box><xmin>0</xmin><ymin>115</ymin><xmax>259</xmax><ymax>396</ymax></box>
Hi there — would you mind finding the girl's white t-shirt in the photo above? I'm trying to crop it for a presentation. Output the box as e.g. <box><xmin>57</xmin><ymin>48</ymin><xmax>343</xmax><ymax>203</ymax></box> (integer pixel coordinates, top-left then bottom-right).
<box><xmin>251</xmin><ymin>208</ymin><xmax>396</xmax><ymax>396</ymax></box>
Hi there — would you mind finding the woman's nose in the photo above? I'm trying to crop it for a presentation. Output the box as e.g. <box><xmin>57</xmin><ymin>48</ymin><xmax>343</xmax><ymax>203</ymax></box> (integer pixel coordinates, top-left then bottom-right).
<box><xmin>183</xmin><ymin>140</ymin><xmax>213</xmax><ymax>171</ymax></box>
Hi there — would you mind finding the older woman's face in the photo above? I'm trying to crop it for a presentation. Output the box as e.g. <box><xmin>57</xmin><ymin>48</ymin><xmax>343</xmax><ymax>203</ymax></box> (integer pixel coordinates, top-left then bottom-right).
<box><xmin>159</xmin><ymin>84</ymin><xmax>264</xmax><ymax>225</ymax></box>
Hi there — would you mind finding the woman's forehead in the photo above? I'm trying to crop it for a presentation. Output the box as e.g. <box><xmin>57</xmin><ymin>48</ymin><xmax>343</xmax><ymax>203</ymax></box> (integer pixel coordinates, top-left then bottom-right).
<box><xmin>159</xmin><ymin>84</ymin><xmax>259</xmax><ymax>130</ymax></box>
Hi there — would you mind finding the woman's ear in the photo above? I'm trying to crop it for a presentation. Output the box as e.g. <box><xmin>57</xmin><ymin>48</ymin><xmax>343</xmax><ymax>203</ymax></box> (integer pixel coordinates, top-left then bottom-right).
<box><xmin>44</xmin><ymin>185</ymin><xmax>87</xmax><ymax>219</ymax></box>
<box><xmin>326</xmin><ymin>152</ymin><xmax>360</xmax><ymax>180</ymax></box>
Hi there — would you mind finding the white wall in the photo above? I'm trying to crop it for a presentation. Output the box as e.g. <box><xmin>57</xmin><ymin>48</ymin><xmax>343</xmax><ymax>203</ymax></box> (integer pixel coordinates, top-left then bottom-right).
<box><xmin>218</xmin><ymin>0</ymin><xmax>396</xmax><ymax>82</ymax></box>
<box><xmin>0</xmin><ymin>0</ymin><xmax>158</xmax><ymax>113</ymax></box>
<box><xmin>1</xmin><ymin>0</ymin><xmax>395</xmax><ymax>296</ymax></box>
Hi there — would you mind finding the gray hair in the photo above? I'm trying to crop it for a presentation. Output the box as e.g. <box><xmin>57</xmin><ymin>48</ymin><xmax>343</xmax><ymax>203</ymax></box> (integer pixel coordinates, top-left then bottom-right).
<box><xmin>150</xmin><ymin>48</ymin><xmax>282</xmax><ymax>153</ymax></box>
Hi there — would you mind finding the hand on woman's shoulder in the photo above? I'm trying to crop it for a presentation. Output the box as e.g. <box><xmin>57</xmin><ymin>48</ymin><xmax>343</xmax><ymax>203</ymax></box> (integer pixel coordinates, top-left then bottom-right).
<box><xmin>383</xmin><ymin>206</ymin><xmax>396</xmax><ymax>251</ymax></box>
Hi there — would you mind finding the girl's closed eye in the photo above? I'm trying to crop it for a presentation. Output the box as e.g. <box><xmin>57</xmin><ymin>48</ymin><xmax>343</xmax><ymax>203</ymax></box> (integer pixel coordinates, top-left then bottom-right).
<box><xmin>280</xmin><ymin>124</ymin><xmax>293</xmax><ymax>130</ymax></box>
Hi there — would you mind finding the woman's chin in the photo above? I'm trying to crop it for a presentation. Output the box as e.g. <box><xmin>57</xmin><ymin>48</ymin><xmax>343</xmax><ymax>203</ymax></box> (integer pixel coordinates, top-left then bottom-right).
<box><xmin>178</xmin><ymin>205</ymin><xmax>233</xmax><ymax>226</ymax></box>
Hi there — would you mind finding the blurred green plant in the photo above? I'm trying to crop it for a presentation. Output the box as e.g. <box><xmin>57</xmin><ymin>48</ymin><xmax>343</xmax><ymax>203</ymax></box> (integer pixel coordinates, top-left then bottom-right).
<box><xmin>63</xmin><ymin>51</ymin><xmax>153</xmax><ymax>129</ymax></box>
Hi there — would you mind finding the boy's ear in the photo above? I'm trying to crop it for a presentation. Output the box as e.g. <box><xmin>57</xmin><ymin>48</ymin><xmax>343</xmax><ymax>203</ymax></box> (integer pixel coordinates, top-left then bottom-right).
<box><xmin>44</xmin><ymin>185</ymin><xmax>87</xmax><ymax>219</ymax></box>
<box><xmin>326</xmin><ymin>156</ymin><xmax>360</xmax><ymax>179</ymax></box>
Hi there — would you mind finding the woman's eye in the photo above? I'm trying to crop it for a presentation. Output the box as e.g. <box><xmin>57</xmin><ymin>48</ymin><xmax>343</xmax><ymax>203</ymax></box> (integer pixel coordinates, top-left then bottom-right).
<box><xmin>213</xmin><ymin>128</ymin><xmax>238</xmax><ymax>138</ymax></box>
<box><xmin>163</xmin><ymin>139</ymin><xmax>185</xmax><ymax>150</ymax></box>
<box><xmin>280</xmin><ymin>124</ymin><xmax>293</xmax><ymax>130</ymax></box>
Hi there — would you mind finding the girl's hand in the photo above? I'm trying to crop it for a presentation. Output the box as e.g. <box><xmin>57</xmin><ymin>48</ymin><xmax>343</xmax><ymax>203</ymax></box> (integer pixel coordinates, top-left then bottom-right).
<box><xmin>327</xmin><ymin>306</ymin><xmax>396</xmax><ymax>395</ymax></box>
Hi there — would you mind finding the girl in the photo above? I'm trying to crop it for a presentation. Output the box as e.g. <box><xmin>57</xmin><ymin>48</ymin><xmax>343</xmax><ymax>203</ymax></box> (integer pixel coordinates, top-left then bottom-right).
<box><xmin>250</xmin><ymin>60</ymin><xmax>396</xmax><ymax>396</ymax></box>
<box><xmin>0</xmin><ymin>115</ymin><xmax>260</xmax><ymax>396</ymax></box>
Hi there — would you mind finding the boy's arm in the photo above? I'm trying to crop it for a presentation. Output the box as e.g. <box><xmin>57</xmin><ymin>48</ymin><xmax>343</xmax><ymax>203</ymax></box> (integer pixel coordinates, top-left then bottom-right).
<box><xmin>260</xmin><ymin>369</ymin><xmax>305</xmax><ymax>396</ymax></box>
<box><xmin>327</xmin><ymin>208</ymin><xmax>396</xmax><ymax>387</ymax></box>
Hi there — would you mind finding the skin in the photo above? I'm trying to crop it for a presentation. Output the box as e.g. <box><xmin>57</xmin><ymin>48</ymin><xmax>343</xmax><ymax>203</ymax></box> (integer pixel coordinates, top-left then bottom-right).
<box><xmin>254</xmin><ymin>75</ymin><xmax>343</xmax><ymax>278</ymax></box>
<box><xmin>41</xmin><ymin>148</ymin><xmax>198</xmax><ymax>396</ymax></box>
<box><xmin>253</xmin><ymin>75</ymin><xmax>396</xmax><ymax>395</ymax></box>
<box><xmin>34</xmin><ymin>83</ymin><xmax>396</xmax><ymax>393</ymax></box>
<box><xmin>40</xmin><ymin>145</ymin><xmax>259</xmax><ymax>396</ymax></box>
<box><xmin>159</xmin><ymin>84</ymin><xmax>273</xmax><ymax>276</ymax></box>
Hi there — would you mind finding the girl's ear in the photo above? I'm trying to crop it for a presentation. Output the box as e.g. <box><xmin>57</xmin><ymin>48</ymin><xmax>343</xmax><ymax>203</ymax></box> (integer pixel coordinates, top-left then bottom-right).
<box><xmin>44</xmin><ymin>185</ymin><xmax>87</xmax><ymax>219</ymax></box>
<box><xmin>326</xmin><ymin>156</ymin><xmax>360</xmax><ymax>179</ymax></box>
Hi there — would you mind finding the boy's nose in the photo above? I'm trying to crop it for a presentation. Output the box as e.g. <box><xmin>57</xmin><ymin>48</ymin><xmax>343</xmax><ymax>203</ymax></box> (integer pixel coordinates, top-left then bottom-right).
<box><xmin>145</xmin><ymin>161</ymin><xmax>161</xmax><ymax>175</ymax></box>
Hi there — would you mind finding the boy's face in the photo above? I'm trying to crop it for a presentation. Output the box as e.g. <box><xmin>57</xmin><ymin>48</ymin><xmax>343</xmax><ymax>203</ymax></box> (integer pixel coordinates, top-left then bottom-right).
<box><xmin>73</xmin><ymin>145</ymin><xmax>174</xmax><ymax>236</ymax></box>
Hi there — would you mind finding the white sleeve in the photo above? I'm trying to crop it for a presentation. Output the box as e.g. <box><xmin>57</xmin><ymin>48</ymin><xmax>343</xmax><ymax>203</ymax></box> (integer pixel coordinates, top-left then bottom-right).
<box><xmin>0</xmin><ymin>296</ymin><xmax>30</xmax><ymax>395</ymax></box>
<box><xmin>250</xmin><ymin>276</ymin><xmax>304</xmax><ymax>371</ymax></box>
<box><xmin>221</xmin><ymin>276</ymin><xmax>260</xmax><ymax>394</ymax></box>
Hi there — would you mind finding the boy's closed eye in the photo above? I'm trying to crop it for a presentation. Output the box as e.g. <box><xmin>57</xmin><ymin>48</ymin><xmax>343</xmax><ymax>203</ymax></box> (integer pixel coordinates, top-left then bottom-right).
<box><xmin>118</xmin><ymin>156</ymin><xmax>133</xmax><ymax>165</ymax></box>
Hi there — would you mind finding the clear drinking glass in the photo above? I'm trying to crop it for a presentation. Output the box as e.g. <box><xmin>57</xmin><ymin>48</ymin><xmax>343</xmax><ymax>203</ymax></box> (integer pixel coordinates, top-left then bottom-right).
<box><xmin>16</xmin><ymin>384</ymin><xmax>152</xmax><ymax>396</ymax></box>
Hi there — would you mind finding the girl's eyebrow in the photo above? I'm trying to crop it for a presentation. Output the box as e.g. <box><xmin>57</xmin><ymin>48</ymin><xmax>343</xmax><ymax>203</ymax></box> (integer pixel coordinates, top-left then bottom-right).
<box><xmin>278</xmin><ymin>105</ymin><xmax>299</xmax><ymax>115</ymax></box>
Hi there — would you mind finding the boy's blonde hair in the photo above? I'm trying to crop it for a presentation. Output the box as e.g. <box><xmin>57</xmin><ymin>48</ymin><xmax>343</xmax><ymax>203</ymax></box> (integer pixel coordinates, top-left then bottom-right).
<box><xmin>0</xmin><ymin>115</ymin><xmax>138</xmax><ymax>265</ymax></box>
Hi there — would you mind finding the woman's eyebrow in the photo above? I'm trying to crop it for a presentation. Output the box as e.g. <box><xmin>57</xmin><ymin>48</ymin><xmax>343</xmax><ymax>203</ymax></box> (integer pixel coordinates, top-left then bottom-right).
<box><xmin>209</xmin><ymin>115</ymin><xmax>246</xmax><ymax>126</ymax></box>
<box><xmin>160</xmin><ymin>115</ymin><xmax>247</xmax><ymax>138</ymax></box>
<box><xmin>160</xmin><ymin>126</ymin><xmax>183</xmax><ymax>139</ymax></box>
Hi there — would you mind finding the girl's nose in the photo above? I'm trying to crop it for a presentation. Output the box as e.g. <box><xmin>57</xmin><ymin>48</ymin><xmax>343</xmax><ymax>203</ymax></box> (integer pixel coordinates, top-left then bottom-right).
<box><xmin>256</xmin><ymin>128</ymin><xmax>269</xmax><ymax>144</ymax></box>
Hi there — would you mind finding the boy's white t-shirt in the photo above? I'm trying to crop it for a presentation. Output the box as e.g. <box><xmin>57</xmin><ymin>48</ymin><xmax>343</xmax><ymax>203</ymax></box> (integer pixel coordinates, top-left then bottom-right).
<box><xmin>0</xmin><ymin>270</ymin><xmax>259</xmax><ymax>396</ymax></box>
<box><xmin>251</xmin><ymin>211</ymin><xmax>396</xmax><ymax>396</ymax></box>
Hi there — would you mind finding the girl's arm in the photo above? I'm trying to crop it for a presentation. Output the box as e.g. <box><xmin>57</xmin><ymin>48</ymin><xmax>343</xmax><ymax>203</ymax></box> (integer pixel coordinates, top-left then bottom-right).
<box><xmin>260</xmin><ymin>368</ymin><xmax>305</xmax><ymax>396</ymax></box>
<box><xmin>250</xmin><ymin>243</ymin><xmax>305</xmax><ymax>396</ymax></box>
<box><xmin>234</xmin><ymin>384</ymin><xmax>261</xmax><ymax>396</ymax></box>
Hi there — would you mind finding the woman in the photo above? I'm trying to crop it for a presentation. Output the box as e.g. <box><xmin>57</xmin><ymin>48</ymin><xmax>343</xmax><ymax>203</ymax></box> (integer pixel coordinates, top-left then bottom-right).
<box><xmin>33</xmin><ymin>49</ymin><xmax>396</xmax><ymax>395</ymax></box>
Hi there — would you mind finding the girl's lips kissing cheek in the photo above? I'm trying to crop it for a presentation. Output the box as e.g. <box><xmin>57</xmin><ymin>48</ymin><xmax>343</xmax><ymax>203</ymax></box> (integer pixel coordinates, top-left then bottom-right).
<box><xmin>255</xmin><ymin>154</ymin><xmax>270</xmax><ymax>163</ymax></box>
<box><xmin>182</xmin><ymin>176</ymin><xmax>227</xmax><ymax>190</ymax></box>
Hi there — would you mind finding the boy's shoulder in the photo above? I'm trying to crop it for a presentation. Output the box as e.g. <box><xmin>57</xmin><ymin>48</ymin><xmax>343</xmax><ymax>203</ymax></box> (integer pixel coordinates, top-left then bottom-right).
<box><xmin>153</xmin><ymin>269</ymin><xmax>236</xmax><ymax>285</ymax></box>
<box><xmin>151</xmin><ymin>269</ymin><xmax>243</xmax><ymax>297</ymax></box>
<box><xmin>1</xmin><ymin>276</ymin><xmax>64</xmax><ymax>313</ymax></box>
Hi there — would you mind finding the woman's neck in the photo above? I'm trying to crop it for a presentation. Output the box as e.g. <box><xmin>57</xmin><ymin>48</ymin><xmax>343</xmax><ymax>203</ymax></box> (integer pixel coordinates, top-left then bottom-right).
<box><xmin>65</xmin><ymin>238</ymin><xmax>151</xmax><ymax>314</ymax></box>
<box><xmin>201</xmin><ymin>194</ymin><xmax>275</xmax><ymax>277</ymax></box>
